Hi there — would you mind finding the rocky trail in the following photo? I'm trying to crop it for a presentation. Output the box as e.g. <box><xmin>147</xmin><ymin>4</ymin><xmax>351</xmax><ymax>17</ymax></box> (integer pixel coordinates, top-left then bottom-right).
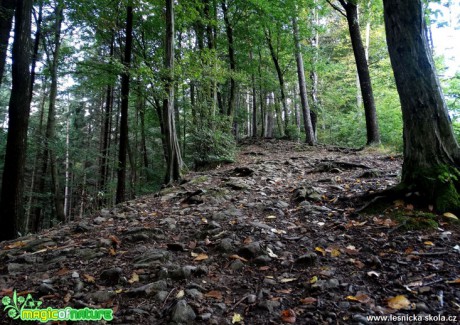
<box><xmin>1</xmin><ymin>139</ymin><xmax>459</xmax><ymax>324</ymax></box>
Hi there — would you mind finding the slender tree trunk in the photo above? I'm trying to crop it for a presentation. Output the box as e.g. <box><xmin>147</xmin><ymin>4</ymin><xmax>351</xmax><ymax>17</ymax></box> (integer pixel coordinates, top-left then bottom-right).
<box><xmin>266</xmin><ymin>29</ymin><xmax>289</xmax><ymax>134</ymax></box>
<box><xmin>310</xmin><ymin>2</ymin><xmax>319</xmax><ymax>138</ymax></box>
<box><xmin>163</xmin><ymin>0</ymin><xmax>183</xmax><ymax>184</ymax></box>
<box><xmin>0</xmin><ymin>0</ymin><xmax>33</xmax><ymax>241</ymax></box>
<box><xmin>221</xmin><ymin>0</ymin><xmax>236</xmax><ymax>119</ymax></box>
<box><xmin>116</xmin><ymin>3</ymin><xmax>133</xmax><ymax>204</ymax></box>
<box><xmin>339</xmin><ymin>0</ymin><xmax>380</xmax><ymax>145</ymax></box>
<box><xmin>383</xmin><ymin>0</ymin><xmax>460</xmax><ymax>212</ymax></box>
<box><xmin>29</xmin><ymin>0</ymin><xmax>43</xmax><ymax>100</ymax></box>
<box><xmin>0</xmin><ymin>0</ymin><xmax>14</xmax><ymax>86</ymax></box>
<box><xmin>292</xmin><ymin>14</ymin><xmax>316</xmax><ymax>145</ymax></box>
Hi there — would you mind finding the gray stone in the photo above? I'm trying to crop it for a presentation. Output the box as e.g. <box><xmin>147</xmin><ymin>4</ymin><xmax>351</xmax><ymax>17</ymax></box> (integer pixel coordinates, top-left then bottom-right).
<box><xmin>125</xmin><ymin>280</ymin><xmax>168</xmax><ymax>297</ymax></box>
<box><xmin>170</xmin><ymin>266</ymin><xmax>196</xmax><ymax>280</ymax></box>
<box><xmin>275</xmin><ymin>200</ymin><xmax>289</xmax><ymax>209</ymax></box>
<box><xmin>171</xmin><ymin>300</ymin><xmax>196</xmax><ymax>323</ymax></box>
<box><xmin>295</xmin><ymin>253</ymin><xmax>317</xmax><ymax>266</ymax></box>
<box><xmin>186</xmin><ymin>289</ymin><xmax>203</xmax><ymax>300</ymax></box>
<box><xmin>100</xmin><ymin>267</ymin><xmax>122</xmax><ymax>284</ymax></box>
<box><xmin>93</xmin><ymin>216</ymin><xmax>106</xmax><ymax>224</ymax></box>
<box><xmin>218</xmin><ymin>238</ymin><xmax>234</xmax><ymax>252</ymax></box>
<box><xmin>257</xmin><ymin>300</ymin><xmax>281</xmax><ymax>314</ymax></box>
<box><xmin>238</xmin><ymin>242</ymin><xmax>261</xmax><ymax>258</ymax></box>
<box><xmin>38</xmin><ymin>283</ymin><xmax>55</xmax><ymax>295</ymax></box>
<box><xmin>133</xmin><ymin>249</ymin><xmax>170</xmax><ymax>268</ymax></box>
<box><xmin>416</xmin><ymin>302</ymin><xmax>430</xmax><ymax>312</ymax></box>
<box><xmin>254</xmin><ymin>255</ymin><xmax>271</xmax><ymax>265</ymax></box>
<box><xmin>86</xmin><ymin>290</ymin><xmax>116</xmax><ymax>304</ymax></box>
<box><xmin>154</xmin><ymin>291</ymin><xmax>169</xmax><ymax>302</ymax></box>
<box><xmin>74</xmin><ymin>248</ymin><xmax>100</xmax><ymax>260</ymax></box>
<box><xmin>199</xmin><ymin>313</ymin><xmax>212</xmax><ymax>321</ymax></box>
<box><xmin>229</xmin><ymin>260</ymin><xmax>245</xmax><ymax>271</ymax></box>
<box><xmin>247</xmin><ymin>294</ymin><xmax>257</xmax><ymax>303</ymax></box>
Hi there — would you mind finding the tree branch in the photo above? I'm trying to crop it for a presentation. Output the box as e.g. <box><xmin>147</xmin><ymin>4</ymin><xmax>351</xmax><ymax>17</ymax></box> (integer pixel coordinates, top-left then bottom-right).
<box><xmin>326</xmin><ymin>0</ymin><xmax>347</xmax><ymax>18</ymax></box>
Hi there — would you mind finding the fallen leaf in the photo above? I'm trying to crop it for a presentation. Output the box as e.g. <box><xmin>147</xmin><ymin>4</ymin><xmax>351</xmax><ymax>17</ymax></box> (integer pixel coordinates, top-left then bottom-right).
<box><xmin>83</xmin><ymin>274</ymin><xmax>95</xmax><ymax>283</ymax></box>
<box><xmin>367</xmin><ymin>271</ymin><xmax>380</xmax><ymax>278</ymax></box>
<box><xmin>394</xmin><ymin>200</ymin><xmax>405</xmax><ymax>207</ymax></box>
<box><xmin>280</xmin><ymin>309</ymin><xmax>296</xmax><ymax>323</ymax></box>
<box><xmin>266</xmin><ymin>247</ymin><xmax>278</xmax><ymax>258</ymax></box>
<box><xmin>446</xmin><ymin>278</ymin><xmax>460</xmax><ymax>284</ymax></box>
<box><xmin>300</xmin><ymin>297</ymin><xmax>317</xmax><ymax>305</ymax></box>
<box><xmin>280</xmin><ymin>278</ymin><xmax>297</xmax><ymax>283</ymax></box>
<box><xmin>276</xmin><ymin>289</ymin><xmax>292</xmax><ymax>294</ymax></box>
<box><xmin>424</xmin><ymin>241</ymin><xmax>434</xmax><ymax>246</ymax></box>
<box><xmin>443</xmin><ymin>212</ymin><xmax>458</xmax><ymax>220</ymax></box>
<box><xmin>176</xmin><ymin>290</ymin><xmax>185</xmax><ymax>298</ymax></box>
<box><xmin>63</xmin><ymin>292</ymin><xmax>72</xmax><ymax>303</ymax></box>
<box><xmin>265</xmin><ymin>215</ymin><xmax>277</xmax><ymax>219</ymax></box>
<box><xmin>315</xmin><ymin>247</ymin><xmax>326</xmax><ymax>256</ymax></box>
<box><xmin>404</xmin><ymin>247</ymin><xmax>414</xmax><ymax>254</ymax></box>
<box><xmin>387</xmin><ymin>295</ymin><xmax>412</xmax><ymax>310</ymax></box>
<box><xmin>108</xmin><ymin>247</ymin><xmax>116</xmax><ymax>256</ymax></box>
<box><xmin>310</xmin><ymin>276</ymin><xmax>318</xmax><ymax>284</ymax></box>
<box><xmin>194</xmin><ymin>253</ymin><xmax>209</xmax><ymax>261</ymax></box>
<box><xmin>109</xmin><ymin>235</ymin><xmax>122</xmax><ymax>246</ymax></box>
<box><xmin>229</xmin><ymin>255</ymin><xmax>248</xmax><ymax>262</ymax></box>
<box><xmin>205</xmin><ymin>290</ymin><xmax>222</xmax><ymax>300</ymax></box>
<box><xmin>346</xmin><ymin>294</ymin><xmax>371</xmax><ymax>303</ymax></box>
<box><xmin>128</xmin><ymin>272</ymin><xmax>139</xmax><ymax>284</ymax></box>
<box><xmin>330</xmin><ymin>248</ymin><xmax>341</xmax><ymax>257</ymax></box>
<box><xmin>4</xmin><ymin>241</ymin><xmax>26</xmax><ymax>249</ymax></box>
<box><xmin>232</xmin><ymin>313</ymin><xmax>243</xmax><ymax>323</ymax></box>
<box><xmin>259</xmin><ymin>266</ymin><xmax>270</xmax><ymax>271</ymax></box>
<box><xmin>353</xmin><ymin>259</ymin><xmax>365</xmax><ymax>269</ymax></box>
<box><xmin>56</xmin><ymin>268</ymin><xmax>70</xmax><ymax>276</ymax></box>
<box><xmin>243</xmin><ymin>237</ymin><xmax>252</xmax><ymax>244</ymax></box>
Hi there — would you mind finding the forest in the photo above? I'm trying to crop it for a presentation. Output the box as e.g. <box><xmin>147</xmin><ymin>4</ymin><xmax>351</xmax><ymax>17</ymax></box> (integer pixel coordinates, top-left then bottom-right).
<box><xmin>0</xmin><ymin>0</ymin><xmax>459</xmax><ymax>240</ymax></box>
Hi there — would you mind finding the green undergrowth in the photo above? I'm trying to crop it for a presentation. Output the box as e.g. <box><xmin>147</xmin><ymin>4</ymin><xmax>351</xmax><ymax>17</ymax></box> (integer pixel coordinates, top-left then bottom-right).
<box><xmin>391</xmin><ymin>211</ymin><xmax>439</xmax><ymax>230</ymax></box>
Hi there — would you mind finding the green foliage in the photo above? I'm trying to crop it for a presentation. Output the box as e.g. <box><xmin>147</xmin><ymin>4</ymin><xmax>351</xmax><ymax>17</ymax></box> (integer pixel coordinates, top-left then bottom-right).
<box><xmin>285</xmin><ymin>124</ymin><xmax>301</xmax><ymax>141</ymax></box>
<box><xmin>187</xmin><ymin>117</ymin><xmax>236</xmax><ymax>169</ymax></box>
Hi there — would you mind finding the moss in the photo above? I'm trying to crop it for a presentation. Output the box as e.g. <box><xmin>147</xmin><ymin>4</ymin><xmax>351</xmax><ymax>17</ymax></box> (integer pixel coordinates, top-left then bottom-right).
<box><xmin>189</xmin><ymin>175</ymin><xmax>209</xmax><ymax>185</ymax></box>
<box><xmin>392</xmin><ymin>211</ymin><xmax>438</xmax><ymax>230</ymax></box>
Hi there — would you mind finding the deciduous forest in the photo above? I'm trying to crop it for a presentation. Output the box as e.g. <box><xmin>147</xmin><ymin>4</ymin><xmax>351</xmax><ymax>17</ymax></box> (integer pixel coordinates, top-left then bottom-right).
<box><xmin>0</xmin><ymin>0</ymin><xmax>459</xmax><ymax>324</ymax></box>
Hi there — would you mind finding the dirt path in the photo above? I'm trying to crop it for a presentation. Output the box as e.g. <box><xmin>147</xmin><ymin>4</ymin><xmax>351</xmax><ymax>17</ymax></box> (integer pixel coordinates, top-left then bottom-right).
<box><xmin>1</xmin><ymin>139</ymin><xmax>459</xmax><ymax>324</ymax></box>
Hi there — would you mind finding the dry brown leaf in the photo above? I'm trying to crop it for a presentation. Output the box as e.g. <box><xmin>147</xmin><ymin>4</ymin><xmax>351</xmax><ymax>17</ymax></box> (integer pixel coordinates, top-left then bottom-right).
<box><xmin>128</xmin><ymin>272</ymin><xmax>139</xmax><ymax>284</ymax></box>
<box><xmin>194</xmin><ymin>253</ymin><xmax>209</xmax><ymax>261</ymax></box>
<box><xmin>108</xmin><ymin>247</ymin><xmax>117</xmax><ymax>256</ymax></box>
<box><xmin>229</xmin><ymin>254</ymin><xmax>248</xmax><ymax>262</ymax></box>
<box><xmin>346</xmin><ymin>294</ymin><xmax>371</xmax><ymax>304</ymax></box>
<box><xmin>204</xmin><ymin>290</ymin><xmax>222</xmax><ymax>300</ymax></box>
<box><xmin>83</xmin><ymin>274</ymin><xmax>95</xmax><ymax>283</ymax></box>
<box><xmin>63</xmin><ymin>292</ymin><xmax>72</xmax><ymax>303</ymax></box>
<box><xmin>387</xmin><ymin>295</ymin><xmax>412</xmax><ymax>310</ymax></box>
<box><xmin>404</xmin><ymin>247</ymin><xmax>414</xmax><ymax>254</ymax></box>
<box><xmin>56</xmin><ymin>268</ymin><xmax>70</xmax><ymax>276</ymax></box>
<box><xmin>330</xmin><ymin>248</ymin><xmax>341</xmax><ymax>257</ymax></box>
<box><xmin>243</xmin><ymin>237</ymin><xmax>252</xmax><ymax>244</ymax></box>
<box><xmin>354</xmin><ymin>259</ymin><xmax>365</xmax><ymax>269</ymax></box>
<box><xmin>394</xmin><ymin>199</ymin><xmax>405</xmax><ymax>207</ymax></box>
<box><xmin>446</xmin><ymin>278</ymin><xmax>460</xmax><ymax>284</ymax></box>
<box><xmin>280</xmin><ymin>309</ymin><xmax>296</xmax><ymax>323</ymax></box>
<box><xmin>259</xmin><ymin>266</ymin><xmax>270</xmax><ymax>271</ymax></box>
<box><xmin>276</xmin><ymin>289</ymin><xmax>292</xmax><ymax>294</ymax></box>
<box><xmin>4</xmin><ymin>241</ymin><xmax>26</xmax><ymax>249</ymax></box>
<box><xmin>109</xmin><ymin>235</ymin><xmax>122</xmax><ymax>246</ymax></box>
<box><xmin>300</xmin><ymin>297</ymin><xmax>317</xmax><ymax>305</ymax></box>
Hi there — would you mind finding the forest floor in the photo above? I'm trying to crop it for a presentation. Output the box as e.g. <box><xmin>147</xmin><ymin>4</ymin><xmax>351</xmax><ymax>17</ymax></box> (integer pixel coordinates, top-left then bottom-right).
<box><xmin>1</xmin><ymin>139</ymin><xmax>460</xmax><ymax>324</ymax></box>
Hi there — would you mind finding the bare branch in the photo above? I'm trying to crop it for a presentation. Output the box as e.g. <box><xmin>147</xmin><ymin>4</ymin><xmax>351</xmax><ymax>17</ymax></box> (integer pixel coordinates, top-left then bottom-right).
<box><xmin>326</xmin><ymin>0</ymin><xmax>347</xmax><ymax>18</ymax></box>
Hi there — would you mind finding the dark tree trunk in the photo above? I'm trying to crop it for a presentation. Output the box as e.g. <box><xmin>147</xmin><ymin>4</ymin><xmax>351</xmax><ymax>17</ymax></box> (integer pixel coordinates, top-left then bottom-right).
<box><xmin>383</xmin><ymin>0</ymin><xmax>460</xmax><ymax>212</ymax></box>
<box><xmin>221</xmin><ymin>0</ymin><xmax>236</xmax><ymax>118</ymax></box>
<box><xmin>336</xmin><ymin>0</ymin><xmax>380</xmax><ymax>145</ymax></box>
<box><xmin>266</xmin><ymin>29</ymin><xmax>288</xmax><ymax>134</ymax></box>
<box><xmin>0</xmin><ymin>0</ymin><xmax>15</xmax><ymax>86</ymax></box>
<box><xmin>292</xmin><ymin>14</ymin><xmax>316</xmax><ymax>145</ymax></box>
<box><xmin>29</xmin><ymin>0</ymin><xmax>43</xmax><ymax>99</ymax></box>
<box><xmin>0</xmin><ymin>0</ymin><xmax>32</xmax><ymax>241</ymax></box>
<box><xmin>163</xmin><ymin>0</ymin><xmax>182</xmax><ymax>184</ymax></box>
<box><xmin>100</xmin><ymin>35</ymin><xmax>114</xmax><ymax>196</ymax></box>
<box><xmin>116</xmin><ymin>3</ymin><xmax>133</xmax><ymax>204</ymax></box>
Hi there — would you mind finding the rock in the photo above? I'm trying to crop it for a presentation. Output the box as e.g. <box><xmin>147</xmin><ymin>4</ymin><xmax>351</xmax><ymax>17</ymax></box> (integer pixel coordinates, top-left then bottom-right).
<box><xmin>74</xmin><ymin>223</ymin><xmax>91</xmax><ymax>233</ymax></box>
<box><xmin>238</xmin><ymin>242</ymin><xmax>261</xmax><ymax>259</ymax></box>
<box><xmin>38</xmin><ymin>283</ymin><xmax>55</xmax><ymax>295</ymax></box>
<box><xmin>93</xmin><ymin>216</ymin><xmax>106</xmax><ymax>224</ymax></box>
<box><xmin>199</xmin><ymin>313</ymin><xmax>212</xmax><ymax>321</ymax></box>
<box><xmin>275</xmin><ymin>200</ymin><xmax>289</xmax><ymax>209</ymax></box>
<box><xmin>171</xmin><ymin>300</ymin><xmax>196</xmax><ymax>323</ymax></box>
<box><xmin>416</xmin><ymin>302</ymin><xmax>430</xmax><ymax>312</ymax></box>
<box><xmin>133</xmin><ymin>249</ymin><xmax>170</xmax><ymax>268</ymax></box>
<box><xmin>311</xmin><ymin>279</ymin><xmax>340</xmax><ymax>291</ymax></box>
<box><xmin>254</xmin><ymin>255</ymin><xmax>271</xmax><ymax>265</ymax></box>
<box><xmin>154</xmin><ymin>291</ymin><xmax>169</xmax><ymax>302</ymax></box>
<box><xmin>352</xmin><ymin>314</ymin><xmax>369</xmax><ymax>324</ymax></box>
<box><xmin>125</xmin><ymin>281</ymin><xmax>168</xmax><ymax>297</ymax></box>
<box><xmin>247</xmin><ymin>294</ymin><xmax>257</xmax><ymax>303</ymax></box>
<box><xmin>263</xmin><ymin>277</ymin><xmax>277</xmax><ymax>285</ymax></box>
<box><xmin>100</xmin><ymin>209</ymin><xmax>111</xmax><ymax>217</ymax></box>
<box><xmin>186</xmin><ymin>288</ymin><xmax>203</xmax><ymax>300</ymax></box>
<box><xmin>229</xmin><ymin>260</ymin><xmax>245</xmax><ymax>271</ymax></box>
<box><xmin>218</xmin><ymin>238</ymin><xmax>234</xmax><ymax>252</ymax></box>
<box><xmin>295</xmin><ymin>253</ymin><xmax>317</xmax><ymax>266</ymax></box>
<box><xmin>100</xmin><ymin>267</ymin><xmax>122</xmax><ymax>284</ymax></box>
<box><xmin>86</xmin><ymin>290</ymin><xmax>116</xmax><ymax>304</ymax></box>
<box><xmin>257</xmin><ymin>300</ymin><xmax>280</xmax><ymax>314</ymax></box>
<box><xmin>169</xmin><ymin>266</ymin><xmax>196</xmax><ymax>280</ymax></box>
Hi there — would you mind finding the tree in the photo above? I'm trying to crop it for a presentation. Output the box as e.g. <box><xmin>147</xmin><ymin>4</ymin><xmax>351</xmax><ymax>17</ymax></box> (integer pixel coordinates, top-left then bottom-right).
<box><xmin>116</xmin><ymin>2</ymin><xmax>133</xmax><ymax>204</ymax></box>
<box><xmin>383</xmin><ymin>0</ymin><xmax>460</xmax><ymax>212</ymax></box>
<box><xmin>292</xmin><ymin>10</ymin><xmax>316</xmax><ymax>145</ymax></box>
<box><xmin>163</xmin><ymin>0</ymin><xmax>182</xmax><ymax>184</ymax></box>
<box><xmin>0</xmin><ymin>0</ymin><xmax>33</xmax><ymax>241</ymax></box>
<box><xmin>0</xmin><ymin>0</ymin><xmax>15</xmax><ymax>86</ymax></box>
<box><xmin>327</xmin><ymin>0</ymin><xmax>380</xmax><ymax>145</ymax></box>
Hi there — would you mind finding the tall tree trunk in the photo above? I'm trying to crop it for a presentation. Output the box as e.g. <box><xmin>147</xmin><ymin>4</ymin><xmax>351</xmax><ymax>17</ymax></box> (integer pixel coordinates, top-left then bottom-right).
<box><xmin>310</xmin><ymin>0</ymin><xmax>319</xmax><ymax>138</ymax></box>
<box><xmin>163</xmin><ymin>0</ymin><xmax>182</xmax><ymax>184</ymax></box>
<box><xmin>100</xmin><ymin>35</ymin><xmax>114</xmax><ymax>198</ymax></box>
<box><xmin>339</xmin><ymin>0</ymin><xmax>380</xmax><ymax>145</ymax></box>
<box><xmin>29</xmin><ymin>0</ymin><xmax>43</xmax><ymax>100</ymax></box>
<box><xmin>383</xmin><ymin>0</ymin><xmax>460</xmax><ymax>212</ymax></box>
<box><xmin>0</xmin><ymin>0</ymin><xmax>14</xmax><ymax>86</ymax></box>
<box><xmin>292</xmin><ymin>14</ymin><xmax>316</xmax><ymax>145</ymax></box>
<box><xmin>116</xmin><ymin>3</ymin><xmax>133</xmax><ymax>204</ymax></box>
<box><xmin>266</xmin><ymin>29</ymin><xmax>289</xmax><ymax>134</ymax></box>
<box><xmin>221</xmin><ymin>0</ymin><xmax>236</xmax><ymax>118</ymax></box>
<box><xmin>0</xmin><ymin>0</ymin><xmax>33</xmax><ymax>241</ymax></box>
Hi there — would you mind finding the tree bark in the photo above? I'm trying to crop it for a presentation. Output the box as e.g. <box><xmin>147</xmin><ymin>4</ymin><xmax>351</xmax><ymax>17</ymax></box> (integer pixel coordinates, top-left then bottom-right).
<box><xmin>292</xmin><ymin>14</ymin><xmax>316</xmax><ymax>145</ymax></box>
<box><xmin>116</xmin><ymin>3</ymin><xmax>133</xmax><ymax>204</ymax></box>
<box><xmin>337</xmin><ymin>0</ymin><xmax>380</xmax><ymax>145</ymax></box>
<box><xmin>163</xmin><ymin>0</ymin><xmax>183</xmax><ymax>184</ymax></box>
<box><xmin>383</xmin><ymin>0</ymin><xmax>460</xmax><ymax>212</ymax></box>
<box><xmin>0</xmin><ymin>0</ymin><xmax>15</xmax><ymax>86</ymax></box>
<box><xmin>221</xmin><ymin>0</ymin><xmax>236</xmax><ymax>118</ymax></box>
<box><xmin>0</xmin><ymin>0</ymin><xmax>32</xmax><ymax>241</ymax></box>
